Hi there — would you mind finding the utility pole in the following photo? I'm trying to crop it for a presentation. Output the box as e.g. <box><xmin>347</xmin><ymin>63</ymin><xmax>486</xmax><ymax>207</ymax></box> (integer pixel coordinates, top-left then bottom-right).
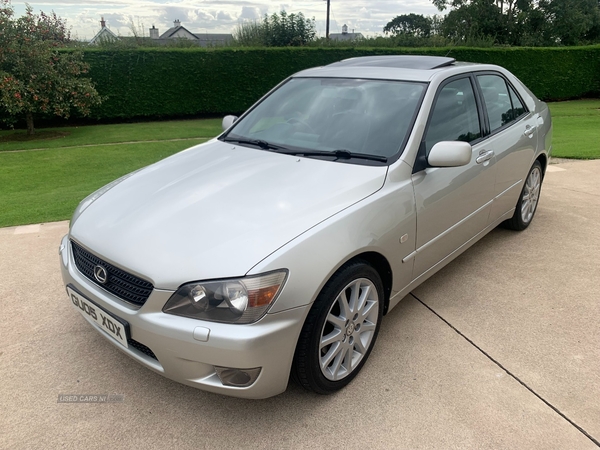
<box><xmin>325</xmin><ymin>0</ymin><xmax>330</xmax><ymax>39</ymax></box>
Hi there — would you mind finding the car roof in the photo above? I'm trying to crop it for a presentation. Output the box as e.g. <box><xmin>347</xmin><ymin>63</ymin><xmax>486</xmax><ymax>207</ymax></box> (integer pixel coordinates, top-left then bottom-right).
<box><xmin>327</xmin><ymin>55</ymin><xmax>456</xmax><ymax>70</ymax></box>
<box><xmin>292</xmin><ymin>55</ymin><xmax>490</xmax><ymax>82</ymax></box>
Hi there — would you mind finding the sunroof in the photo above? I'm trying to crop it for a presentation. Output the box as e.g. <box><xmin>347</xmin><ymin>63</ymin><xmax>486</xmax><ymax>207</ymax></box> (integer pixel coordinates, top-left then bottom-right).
<box><xmin>327</xmin><ymin>55</ymin><xmax>456</xmax><ymax>70</ymax></box>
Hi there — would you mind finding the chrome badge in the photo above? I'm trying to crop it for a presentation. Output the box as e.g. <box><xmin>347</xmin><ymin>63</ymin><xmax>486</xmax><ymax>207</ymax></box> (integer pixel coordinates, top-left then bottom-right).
<box><xmin>93</xmin><ymin>265</ymin><xmax>108</xmax><ymax>284</ymax></box>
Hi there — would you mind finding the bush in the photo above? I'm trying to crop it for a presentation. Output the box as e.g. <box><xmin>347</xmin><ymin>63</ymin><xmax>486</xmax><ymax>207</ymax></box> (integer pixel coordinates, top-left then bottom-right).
<box><xmin>77</xmin><ymin>46</ymin><xmax>600</xmax><ymax>121</ymax></box>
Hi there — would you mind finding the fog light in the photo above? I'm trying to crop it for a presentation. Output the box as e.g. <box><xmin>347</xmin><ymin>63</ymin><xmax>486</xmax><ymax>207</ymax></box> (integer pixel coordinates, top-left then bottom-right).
<box><xmin>214</xmin><ymin>366</ymin><xmax>261</xmax><ymax>387</ymax></box>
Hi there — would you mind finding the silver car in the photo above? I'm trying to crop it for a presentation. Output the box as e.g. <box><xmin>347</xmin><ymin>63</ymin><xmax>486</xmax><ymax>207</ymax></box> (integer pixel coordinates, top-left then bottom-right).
<box><xmin>60</xmin><ymin>55</ymin><xmax>551</xmax><ymax>398</ymax></box>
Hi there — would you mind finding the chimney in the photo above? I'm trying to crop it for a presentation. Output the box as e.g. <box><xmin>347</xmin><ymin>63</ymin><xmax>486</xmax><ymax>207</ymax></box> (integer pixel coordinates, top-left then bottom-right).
<box><xmin>149</xmin><ymin>25</ymin><xmax>159</xmax><ymax>39</ymax></box>
<box><xmin>174</xmin><ymin>19</ymin><xmax>181</xmax><ymax>28</ymax></box>
<box><xmin>100</xmin><ymin>17</ymin><xmax>106</xmax><ymax>29</ymax></box>
<box><xmin>342</xmin><ymin>24</ymin><xmax>348</xmax><ymax>35</ymax></box>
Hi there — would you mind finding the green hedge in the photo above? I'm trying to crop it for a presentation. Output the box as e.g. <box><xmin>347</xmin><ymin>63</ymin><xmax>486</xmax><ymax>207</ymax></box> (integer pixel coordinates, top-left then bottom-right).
<box><xmin>79</xmin><ymin>46</ymin><xmax>600</xmax><ymax>120</ymax></box>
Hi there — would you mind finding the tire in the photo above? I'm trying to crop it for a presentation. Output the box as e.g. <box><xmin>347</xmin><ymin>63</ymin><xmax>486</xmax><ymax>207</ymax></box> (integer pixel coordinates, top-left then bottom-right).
<box><xmin>292</xmin><ymin>261</ymin><xmax>384</xmax><ymax>394</ymax></box>
<box><xmin>503</xmin><ymin>160</ymin><xmax>543</xmax><ymax>231</ymax></box>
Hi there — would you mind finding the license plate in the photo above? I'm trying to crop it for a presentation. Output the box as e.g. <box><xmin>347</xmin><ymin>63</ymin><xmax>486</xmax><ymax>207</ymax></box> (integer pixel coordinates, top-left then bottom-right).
<box><xmin>67</xmin><ymin>286</ymin><xmax>129</xmax><ymax>348</ymax></box>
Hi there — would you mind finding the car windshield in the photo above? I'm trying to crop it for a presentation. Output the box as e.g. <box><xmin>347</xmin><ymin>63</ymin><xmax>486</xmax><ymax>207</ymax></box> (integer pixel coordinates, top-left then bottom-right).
<box><xmin>221</xmin><ymin>77</ymin><xmax>426</xmax><ymax>162</ymax></box>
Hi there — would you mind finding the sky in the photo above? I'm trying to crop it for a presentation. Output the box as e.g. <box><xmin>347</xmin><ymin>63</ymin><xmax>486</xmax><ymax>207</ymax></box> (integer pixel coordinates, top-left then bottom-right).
<box><xmin>10</xmin><ymin>0</ymin><xmax>440</xmax><ymax>40</ymax></box>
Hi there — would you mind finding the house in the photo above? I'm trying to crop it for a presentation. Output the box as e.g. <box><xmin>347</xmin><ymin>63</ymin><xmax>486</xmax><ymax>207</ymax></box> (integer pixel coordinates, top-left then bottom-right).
<box><xmin>89</xmin><ymin>17</ymin><xmax>119</xmax><ymax>45</ymax></box>
<box><xmin>330</xmin><ymin>24</ymin><xmax>364</xmax><ymax>42</ymax></box>
<box><xmin>149</xmin><ymin>20</ymin><xmax>233</xmax><ymax>47</ymax></box>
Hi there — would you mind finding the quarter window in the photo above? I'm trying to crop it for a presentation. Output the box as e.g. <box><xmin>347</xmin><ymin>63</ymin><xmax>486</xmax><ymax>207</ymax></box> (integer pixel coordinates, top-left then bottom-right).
<box><xmin>477</xmin><ymin>74</ymin><xmax>517</xmax><ymax>132</ymax></box>
<box><xmin>424</xmin><ymin>78</ymin><xmax>481</xmax><ymax>155</ymax></box>
<box><xmin>508</xmin><ymin>85</ymin><xmax>527</xmax><ymax>120</ymax></box>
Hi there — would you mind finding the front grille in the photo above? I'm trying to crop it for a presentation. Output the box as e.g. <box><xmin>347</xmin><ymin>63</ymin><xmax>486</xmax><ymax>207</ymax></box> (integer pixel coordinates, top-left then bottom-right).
<box><xmin>128</xmin><ymin>338</ymin><xmax>158</xmax><ymax>360</ymax></box>
<box><xmin>71</xmin><ymin>240</ymin><xmax>154</xmax><ymax>307</ymax></box>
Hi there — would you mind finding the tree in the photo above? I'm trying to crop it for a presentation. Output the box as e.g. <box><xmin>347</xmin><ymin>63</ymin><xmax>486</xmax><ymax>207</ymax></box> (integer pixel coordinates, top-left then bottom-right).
<box><xmin>537</xmin><ymin>0</ymin><xmax>600</xmax><ymax>45</ymax></box>
<box><xmin>430</xmin><ymin>0</ymin><xmax>600</xmax><ymax>45</ymax></box>
<box><xmin>233</xmin><ymin>10</ymin><xmax>316</xmax><ymax>47</ymax></box>
<box><xmin>0</xmin><ymin>1</ymin><xmax>101</xmax><ymax>134</ymax></box>
<box><xmin>384</xmin><ymin>14</ymin><xmax>433</xmax><ymax>38</ymax></box>
<box><xmin>441</xmin><ymin>0</ymin><xmax>505</xmax><ymax>43</ymax></box>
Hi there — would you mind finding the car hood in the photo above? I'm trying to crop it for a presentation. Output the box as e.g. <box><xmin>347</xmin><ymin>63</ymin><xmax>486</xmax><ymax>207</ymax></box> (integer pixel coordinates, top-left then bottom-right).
<box><xmin>70</xmin><ymin>140</ymin><xmax>388</xmax><ymax>290</ymax></box>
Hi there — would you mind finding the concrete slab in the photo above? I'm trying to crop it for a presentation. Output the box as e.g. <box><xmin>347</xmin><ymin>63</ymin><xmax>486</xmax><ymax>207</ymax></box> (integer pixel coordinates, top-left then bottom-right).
<box><xmin>412</xmin><ymin>159</ymin><xmax>600</xmax><ymax>441</ymax></box>
<box><xmin>0</xmin><ymin>162</ymin><xmax>598</xmax><ymax>449</ymax></box>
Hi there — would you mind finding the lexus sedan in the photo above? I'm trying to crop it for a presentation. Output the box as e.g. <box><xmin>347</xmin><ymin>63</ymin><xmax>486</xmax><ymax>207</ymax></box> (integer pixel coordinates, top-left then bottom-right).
<box><xmin>60</xmin><ymin>55</ymin><xmax>551</xmax><ymax>398</ymax></box>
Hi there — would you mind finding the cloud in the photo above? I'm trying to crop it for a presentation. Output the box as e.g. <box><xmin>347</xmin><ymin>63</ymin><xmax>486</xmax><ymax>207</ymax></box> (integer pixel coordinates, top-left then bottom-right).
<box><xmin>216</xmin><ymin>10</ymin><xmax>235</xmax><ymax>21</ymax></box>
<box><xmin>13</xmin><ymin>0</ymin><xmax>441</xmax><ymax>39</ymax></box>
<box><xmin>239</xmin><ymin>6</ymin><xmax>261</xmax><ymax>21</ymax></box>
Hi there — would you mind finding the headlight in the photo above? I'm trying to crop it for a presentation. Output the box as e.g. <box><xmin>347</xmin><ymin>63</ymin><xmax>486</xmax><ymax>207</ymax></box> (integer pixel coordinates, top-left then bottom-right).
<box><xmin>163</xmin><ymin>270</ymin><xmax>288</xmax><ymax>324</ymax></box>
<box><xmin>70</xmin><ymin>170</ymin><xmax>141</xmax><ymax>226</ymax></box>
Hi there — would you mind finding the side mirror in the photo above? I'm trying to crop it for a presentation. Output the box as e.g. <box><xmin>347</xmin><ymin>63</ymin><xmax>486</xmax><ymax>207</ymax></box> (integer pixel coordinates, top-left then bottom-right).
<box><xmin>222</xmin><ymin>115</ymin><xmax>238</xmax><ymax>131</ymax></box>
<box><xmin>428</xmin><ymin>141</ymin><xmax>472</xmax><ymax>167</ymax></box>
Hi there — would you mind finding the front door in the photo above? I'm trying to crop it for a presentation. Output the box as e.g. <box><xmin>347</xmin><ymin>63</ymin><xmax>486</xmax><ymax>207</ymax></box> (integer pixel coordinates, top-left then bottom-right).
<box><xmin>411</xmin><ymin>76</ymin><xmax>497</xmax><ymax>279</ymax></box>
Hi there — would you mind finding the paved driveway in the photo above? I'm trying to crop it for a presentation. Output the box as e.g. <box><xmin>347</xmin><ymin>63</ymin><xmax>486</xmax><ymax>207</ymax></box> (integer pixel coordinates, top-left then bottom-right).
<box><xmin>1</xmin><ymin>160</ymin><xmax>598</xmax><ymax>449</ymax></box>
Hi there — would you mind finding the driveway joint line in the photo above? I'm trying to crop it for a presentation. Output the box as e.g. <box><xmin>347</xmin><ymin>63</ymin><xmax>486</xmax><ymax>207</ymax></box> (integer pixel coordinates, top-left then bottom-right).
<box><xmin>410</xmin><ymin>292</ymin><xmax>600</xmax><ymax>448</ymax></box>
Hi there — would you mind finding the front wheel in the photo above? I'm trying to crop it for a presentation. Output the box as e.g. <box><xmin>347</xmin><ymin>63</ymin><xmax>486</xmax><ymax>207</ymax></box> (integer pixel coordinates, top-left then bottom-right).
<box><xmin>503</xmin><ymin>160</ymin><xmax>543</xmax><ymax>231</ymax></box>
<box><xmin>292</xmin><ymin>261</ymin><xmax>384</xmax><ymax>394</ymax></box>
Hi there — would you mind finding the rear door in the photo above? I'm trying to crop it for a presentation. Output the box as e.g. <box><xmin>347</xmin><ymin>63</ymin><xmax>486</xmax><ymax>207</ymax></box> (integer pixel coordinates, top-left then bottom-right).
<box><xmin>410</xmin><ymin>75</ymin><xmax>497</xmax><ymax>278</ymax></box>
<box><xmin>475</xmin><ymin>72</ymin><xmax>538</xmax><ymax>222</ymax></box>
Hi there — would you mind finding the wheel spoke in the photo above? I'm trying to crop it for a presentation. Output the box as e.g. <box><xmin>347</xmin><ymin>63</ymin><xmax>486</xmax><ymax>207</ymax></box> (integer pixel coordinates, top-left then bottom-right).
<box><xmin>320</xmin><ymin>329</ymin><xmax>343</xmax><ymax>349</ymax></box>
<box><xmin>348</xmin><ymin>280</ymin><xmax>360</xmax><ymax>313</ymax></box>
<box><xmin>342</xmin><ymin>346</ymin><xmax>353</xmax><ymax>372</ymax></box>
<box><xmin>359</xmin><ymin>321</ymin><xmax>376</xmax><ymax>333</ymax></box>
<box><xmin>339</xmin><ymin>290</ymin><xmax>352</xmax><ymax>320</ymax></box>
<box><xmin>330</xmin><ymin>346</ymin><xmax>346</xmax><ymax>379</ymax></box>
<box><xmin>356</xmin><ymin>284</ymin><xmax>370</xmax><ymax>313</ymax></box>
<box><xmin>321</xmin><ymin>341</ymin><xmax>343</xmax><ymax>370</ymax></box>
<box><xmin>354</xmin><ymin>337</ymin><xmax>367</xmax><ymax>355</ymax></box>
<box><xmin>327</xmin><ymin>313</ymin><xmax>345</xmax><ymax>329</ymax></box>
<box><xmin>359</xmin><ymin>300</ymin><xmax>376</xmax><ymax>322</ymax></box>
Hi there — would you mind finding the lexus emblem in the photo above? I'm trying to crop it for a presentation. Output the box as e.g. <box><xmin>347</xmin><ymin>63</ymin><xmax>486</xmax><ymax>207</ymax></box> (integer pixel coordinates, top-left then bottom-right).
<box><xmin>93</xmin><ymin>265</ymin><xmax>108</xmax><ymax>284</ymax></box>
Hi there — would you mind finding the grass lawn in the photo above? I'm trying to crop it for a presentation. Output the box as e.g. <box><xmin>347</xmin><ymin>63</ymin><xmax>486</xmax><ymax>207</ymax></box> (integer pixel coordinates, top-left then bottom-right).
<box><xmin>548</xmin><ymin>99</ymin><xmax>600</xmax><ymax>159</ymax></box>
<box><xmin>0</xmin><ymin>118</ymin><xmax>222</xmax><ymax>152</ymax></box>
<box><xmin>0</xmin><ymin>101</ymin><xmax>598</xmax><ymax>228</ymax></box>
<box><xmin>0</xmin><ymin>118</ymin><xmax>222</xmax><ymax>228</ymax></box>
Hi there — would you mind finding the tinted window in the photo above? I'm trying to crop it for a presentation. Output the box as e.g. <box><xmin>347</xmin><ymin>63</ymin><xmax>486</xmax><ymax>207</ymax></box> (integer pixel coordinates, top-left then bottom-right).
<box><xmin>478</xmin><ymin>74</ymin><xmax>514</xmax><ymax>131</ymax></box>
<box><xmin>424</xmin><ymin>77</ymin><xmax>481</xmax><ymax>155</ymax></box>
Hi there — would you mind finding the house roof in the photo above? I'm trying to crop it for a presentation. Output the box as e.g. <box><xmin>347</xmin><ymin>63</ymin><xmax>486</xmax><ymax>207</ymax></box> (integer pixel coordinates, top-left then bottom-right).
<box><xmin>89</xmin><ymin>26</ymin><xmax>118</xmax><ymax>44</ymax></box>
<box><xmin>159</xmin><ymin>25</ymin><xmax>197</xmax><ymax>40</ymax></box>
<box><xmin>329</xmin><ymin>32</ymin><xmax>364</xmax><ymax>41</ymax></box>
<box><xmin>194</xmin><ymin>33</ymin><xmax>233</xmax><ymax>42</ymax></box>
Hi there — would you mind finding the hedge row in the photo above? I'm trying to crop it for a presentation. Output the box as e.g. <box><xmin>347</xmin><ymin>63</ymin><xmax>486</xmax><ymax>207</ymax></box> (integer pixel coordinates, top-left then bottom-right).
<box><xmin>79</xmin><ymin>46</ymin><xmax>600</xmax><ymax>120</ymax></box>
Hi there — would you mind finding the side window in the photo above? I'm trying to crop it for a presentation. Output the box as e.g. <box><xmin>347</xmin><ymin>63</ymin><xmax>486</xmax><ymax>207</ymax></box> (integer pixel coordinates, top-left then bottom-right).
<box><xmin>477</xmin><ymin>74</ymin><xmax>513</xmax><ymax>131</ymax></box>
<box><xmin>508</xmin><ymin>85</ymin><xmax>527</xmax><ymax>120</ymax></box>
<box><xmin>424</xmin><ymin>78</ymin><xmax>481</xmax><ymax>155</ymax></box>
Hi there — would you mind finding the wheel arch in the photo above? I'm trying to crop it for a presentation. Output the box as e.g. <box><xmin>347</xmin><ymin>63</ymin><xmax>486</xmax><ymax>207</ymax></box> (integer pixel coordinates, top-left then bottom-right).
<box><xmin>536</xmin><ymin>153</ymin><xmax>548</xmax><ymax>178</ymax></box>
<box><xmin>343</xmin><ymin>251</ymin><xmax>393</xmax><ymax>315</ymax></box>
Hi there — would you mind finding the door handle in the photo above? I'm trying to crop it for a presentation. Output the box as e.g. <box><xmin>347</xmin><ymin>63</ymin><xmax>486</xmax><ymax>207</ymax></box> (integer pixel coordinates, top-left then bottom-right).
<box><xmin>476</xmin><ymin>150</ymin><xmax>494</xmax><ymax>164</ymax></box>
<box><xmin>524</xmin><ymin>125</ymin><xmax>536</xmax><ymax>137</ymax></box>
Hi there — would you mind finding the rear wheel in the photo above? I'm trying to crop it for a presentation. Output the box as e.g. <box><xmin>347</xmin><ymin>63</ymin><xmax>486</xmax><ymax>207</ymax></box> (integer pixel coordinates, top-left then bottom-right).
<box><xmin>292</xmin><ymin>261</ymin><xmax>384</xmax><ymax>394</ymax></box>
<box><xmin>503</xmin><ymin>160</ymin><xmax>543</xmax><ymax>231</ymax></box>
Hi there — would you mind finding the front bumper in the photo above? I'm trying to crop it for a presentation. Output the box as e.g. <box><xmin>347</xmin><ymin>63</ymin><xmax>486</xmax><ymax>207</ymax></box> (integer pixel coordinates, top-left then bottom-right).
<box><xmin>59</xmin><ymin>235</ymin><xmax>308</xmax><ymax>399</ymax></box>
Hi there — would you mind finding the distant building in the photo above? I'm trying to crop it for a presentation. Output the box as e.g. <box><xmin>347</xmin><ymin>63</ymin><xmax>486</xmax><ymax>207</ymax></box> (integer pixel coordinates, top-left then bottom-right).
<box><xmin>149</xmin><ymin>20</ymin><xmax>233</xmax><ymax>47</ymax></box>
<box><xmin>89</xmin><ymin>17</ymin><xmax>119</xmax><ymax>45</ymax></box>
<box><xmin>330</xmin><ymin>24</ymin><xmax>364</xmax><ymax>42</ymax></box>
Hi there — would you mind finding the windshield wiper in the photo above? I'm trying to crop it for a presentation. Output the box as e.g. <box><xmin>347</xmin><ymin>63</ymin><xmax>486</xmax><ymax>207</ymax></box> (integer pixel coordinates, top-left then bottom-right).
<box><xmin>276</xmin><ymin>149</ymin><xmax>388</xmax><ymax>163</ymax></box>
<box><xmin>221</xmin><ymin>137</ymin><xmax>286</xmax><ymax>151</ymax></box>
